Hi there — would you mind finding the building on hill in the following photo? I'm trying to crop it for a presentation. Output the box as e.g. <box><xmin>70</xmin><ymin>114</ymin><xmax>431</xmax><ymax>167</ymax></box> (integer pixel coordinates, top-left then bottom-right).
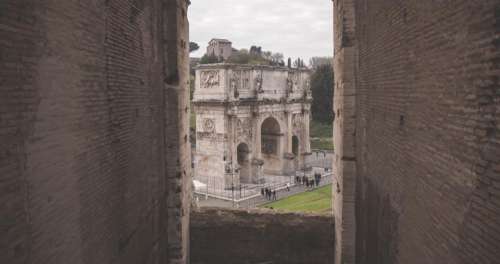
<box><xmin>206</xmin><ymin>38</ymin><xmax>233</xmax><ymax>60</ymax></box>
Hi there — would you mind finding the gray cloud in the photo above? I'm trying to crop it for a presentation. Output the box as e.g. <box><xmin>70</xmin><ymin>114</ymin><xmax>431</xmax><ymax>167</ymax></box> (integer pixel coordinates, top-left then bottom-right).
<box><xmin>189</xmin><ymin>0</ymin><xmax>333</xmax><ymax>62</ymax></box>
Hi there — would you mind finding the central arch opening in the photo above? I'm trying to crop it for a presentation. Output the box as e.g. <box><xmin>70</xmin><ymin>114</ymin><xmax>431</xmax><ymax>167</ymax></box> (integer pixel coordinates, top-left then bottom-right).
<box><xmin>261</xmin><ymin>117</ymin><xmax>282</xmax><ymax>174</ymax></box>
<box><xmin>261</xmin><ymin>117</ymin><xmax>281</xmax><ymax>156</ymax></box>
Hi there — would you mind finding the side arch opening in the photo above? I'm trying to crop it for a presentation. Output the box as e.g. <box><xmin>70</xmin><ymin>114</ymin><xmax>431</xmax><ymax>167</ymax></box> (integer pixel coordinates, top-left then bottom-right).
<box><xmin>237</xmin><ymin>143</ymin><xmax>251</xmax><ymax>183</ymax></box>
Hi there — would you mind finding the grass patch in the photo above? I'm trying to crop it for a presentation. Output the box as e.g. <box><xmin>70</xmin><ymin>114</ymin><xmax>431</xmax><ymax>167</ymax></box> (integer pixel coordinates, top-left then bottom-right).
<box><xmin>260</xmin><ymin>185</ymin><xmax>332</xmax><ymax>214</ymax></box>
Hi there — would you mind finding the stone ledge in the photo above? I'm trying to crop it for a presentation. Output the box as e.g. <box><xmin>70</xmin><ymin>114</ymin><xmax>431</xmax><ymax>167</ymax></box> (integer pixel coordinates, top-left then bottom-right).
<box><xmin>191</xmin><ymin>207</ymin><xmax>335</xmax><ymax>264</ymax></box>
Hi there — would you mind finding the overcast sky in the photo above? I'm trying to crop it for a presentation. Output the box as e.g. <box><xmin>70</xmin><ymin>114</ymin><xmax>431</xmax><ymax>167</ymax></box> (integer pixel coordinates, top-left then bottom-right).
<box><xmin>189</xmin><ymin>0</ymin><xmax>333</xmax><ymax>62</ymax></box>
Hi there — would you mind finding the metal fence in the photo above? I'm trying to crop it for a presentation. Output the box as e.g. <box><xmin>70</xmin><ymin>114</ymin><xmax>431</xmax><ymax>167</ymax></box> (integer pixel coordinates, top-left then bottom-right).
<box><xmin>194</xmin><ymin>172</ymin><xmax>333</xmax><ymax>209</ymax></box>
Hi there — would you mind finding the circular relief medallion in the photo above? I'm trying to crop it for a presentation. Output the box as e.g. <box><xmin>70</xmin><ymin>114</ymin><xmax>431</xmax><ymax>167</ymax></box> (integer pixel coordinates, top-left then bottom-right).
<box><xmin>203</xmin><ymin>119</ymin><xmax>215</xmax><ymax>133</ymax></box>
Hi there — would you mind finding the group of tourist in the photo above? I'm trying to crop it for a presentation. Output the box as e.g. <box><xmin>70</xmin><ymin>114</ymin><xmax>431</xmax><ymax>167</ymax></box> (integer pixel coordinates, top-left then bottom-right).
<box><xmin>260</xmin><ymin>173</ymin><xmax>324</xmax><ymax>202</ymax></box>
<box><xmin>261</xmin><ymin>188</ymin><xmax>277</xmax><ymax>201</ymax></box>
<box><xmin>313</xmin><ymin>173</ymin><xmax>322</xmax><ymax>187</ymax></box>
<box><xmin>294</xmin><ymin>173</ymin><xmax>323</xmax><ymax>188</ymax></box>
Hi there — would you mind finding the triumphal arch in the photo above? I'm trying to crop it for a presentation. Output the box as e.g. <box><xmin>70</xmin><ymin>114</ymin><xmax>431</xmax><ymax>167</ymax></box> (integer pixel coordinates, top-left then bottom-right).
<box><xmin>193</xmin><ymin>64</ymin><xmax>312</xmax><ymax>189</ymax></box>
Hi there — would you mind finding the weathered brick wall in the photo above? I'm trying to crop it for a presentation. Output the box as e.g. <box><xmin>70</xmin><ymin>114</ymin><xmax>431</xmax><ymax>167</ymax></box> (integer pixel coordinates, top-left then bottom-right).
<box><xmin>190</xmin><ymin>208</ymin><xmax>335</xmax><ymax>264</ymax></box>
<box><xmin>334</xmin><ymin>0</ymin><xmax>500</xmax><ymax>263</ymax></box>
<box><xmin>164</xmin><ymin>1</ymin><xmax>192</xmax><ymax>263</ymax></box>
<box><xmin>332</xmin><ymin>0</ymin><xmax>357</xmax><ymax>263</ymax></box>
<box><xmin>0</xmin><ymin>0</ymin><xmax>190</xmax><ymax>263</ymax></box>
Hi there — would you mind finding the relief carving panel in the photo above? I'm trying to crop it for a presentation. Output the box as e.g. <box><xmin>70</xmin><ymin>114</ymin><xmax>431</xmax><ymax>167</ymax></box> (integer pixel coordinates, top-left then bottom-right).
<box><xmin>201</xmin><ymin>71</ymin><xmax>220</xmax><ymax>89</ymax></box>
<box><xmin>241</xmin><ymin>71</ymin><xmax>250</xmax><ymax>90</ymax></box>
<box><xmin>237</xmin><ymin>118</ymin><xmax>252</xmax><ymax>142</ymax></box>
<box><xmin>255</xmin><ymin>73</ymin><xmax>263</xmax><ymax>93</ymax></box>
<box><xmin>293</xmin><ymin>114</ymin><xmax>302</xmax><ymax>133</ymax></box>
<box><xmin>230</xmin><ymin>71</ymin><xmax>241</xmax><ymax>91</ymax></box>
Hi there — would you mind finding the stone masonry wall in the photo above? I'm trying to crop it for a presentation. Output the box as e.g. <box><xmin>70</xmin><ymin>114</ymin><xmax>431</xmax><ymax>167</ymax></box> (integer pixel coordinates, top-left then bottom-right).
<box><xmin>0</xmin><ymin>1</ymin><xmax>190</xmax><ymax>263</ymax></box>
<box><xmin>190</xmin><ymin>208</ymin><xmax>334</xmax><ymax>264</ymax></box>
<box><xmin>334</xmin><ymin>0</ymin><xmax>500</xmax><ymax>263</ymax></box>
<box><xmin>332</xmin><ymin>0</ymin><xmax>357</xmax><ymax>263</ymax></box>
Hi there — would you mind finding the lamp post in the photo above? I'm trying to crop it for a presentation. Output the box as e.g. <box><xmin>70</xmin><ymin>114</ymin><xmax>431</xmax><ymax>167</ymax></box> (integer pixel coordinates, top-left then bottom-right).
<box><xmin>303</xmin><ymin>162</ymin><xmax>306</xmax><ymax>184</ymax></box>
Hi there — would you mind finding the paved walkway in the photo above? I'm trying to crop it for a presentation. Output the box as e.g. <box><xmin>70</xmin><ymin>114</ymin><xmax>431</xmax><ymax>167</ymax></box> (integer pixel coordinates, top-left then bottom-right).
<box><xmin>195</xmin><ymin>173</ymin><xmax>333</xmax><ymax>209</ymax></box>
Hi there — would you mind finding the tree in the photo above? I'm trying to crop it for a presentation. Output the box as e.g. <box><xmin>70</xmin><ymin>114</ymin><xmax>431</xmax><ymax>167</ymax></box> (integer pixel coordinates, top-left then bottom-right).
<box><xmin>249</xmin><ymin>46</ymin><xmax>262</xmax><ymax>56</ymax></box>
<box><xmin>199</xmin><ymin>53</ymin><xmax>220</xmax><ymax>64</ymax></box>
<box><xmin>268</xmin><ymin>52</ymin><xmax>284</xmax><ymax>66</ymax></box>
<box><xmin>227</xmin><ymin>49</ymin><xmax>252</xmax><ymax>64</ymax></box>
<box><xmin>227</xmin><ymin>48</ymin><xmax>270</xmax><ymax>65</ymax></box>
<box><xmin>262</xmin><ymin>51</ymin><xmax>272</xmax><ymax>61</ymax></box>
<box><xmin>309</xmin><ymin>57</ymin><xmax>332</xmax><ymax>70</ymax></box>
<box><xmin>189</xmin><ymin>42</ymin><xmax>200</xmax><ymax>53</ymax></box>
<box><xmin>293</xmin><ymin>58</ymin><xmax>305</xmax><ymax>68</ymax></box>
<box><xmin>226</xmin><ymin>46</ymin><xmax>284</xmax><ymax>66</ymax></box>
<box><xmin>259</xmin><ymin>51</ymin><xmax>283</xmax><ymax>66</ymax></box>
<box><xmin>310</xmin><ymin>64</ymin><xmax>334</xmax><ymax>123</ymax></box>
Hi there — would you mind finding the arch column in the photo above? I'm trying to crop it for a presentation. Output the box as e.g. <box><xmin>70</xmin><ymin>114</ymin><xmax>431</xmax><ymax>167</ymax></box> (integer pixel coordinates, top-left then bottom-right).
<box><xmin>251</xmin><ymin>113</ymin><xmax>264</xmax><ymax>183</ymax></box>
<box><xmin>304</xmin><ymin>111</ymin><xmax>311</xmax><ymax>153</ymax></box>
<box><xmin>255</xmin><ymin>116</ymin><xmax>262</xmax><ymax>160</ymax></box>
<box><xmin>287</xmin><ymin>111</ymin><xmax>293</xmax><ymax>152</ymax></box>
<box><xmin>228</xmin><ymin>114</ymin><xmax>240</xmax><ymax>188</ymax></box>
<box><xmin>283</xmin><ymin>111</ymin><xmax>296</xmax><ymax>175</ymax></box>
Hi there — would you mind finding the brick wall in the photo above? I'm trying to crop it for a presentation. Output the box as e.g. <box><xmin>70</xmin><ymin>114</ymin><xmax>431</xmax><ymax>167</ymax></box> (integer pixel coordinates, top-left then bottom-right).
<box><xmin>190</xmin><ymin>208</ymin><xmax>334</xmax><ymax>264</ymax></box>
<box><xmin>334</xmin><ymin>0</ymin><xmax>500</xmax><ymax>263</ymax></box>
<box><xmin>0</xmin><ymin>0</ymin><xmax>190</xmax><ymax>263</ymax></box>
